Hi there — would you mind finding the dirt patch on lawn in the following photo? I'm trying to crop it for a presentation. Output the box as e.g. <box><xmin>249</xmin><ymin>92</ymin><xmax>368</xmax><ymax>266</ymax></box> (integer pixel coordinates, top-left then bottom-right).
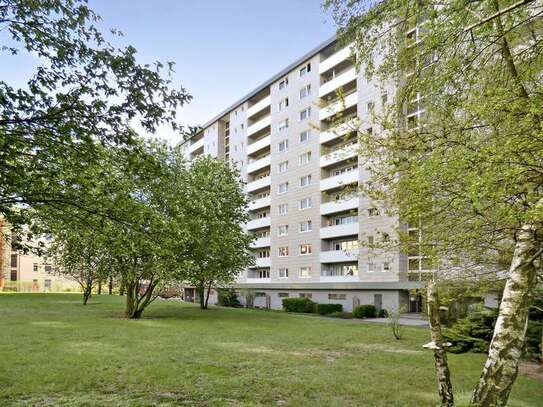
<box><xmin>519</xmin><ymin>361</ymin><xmax>543</xmax><ymax>382</ymax></box>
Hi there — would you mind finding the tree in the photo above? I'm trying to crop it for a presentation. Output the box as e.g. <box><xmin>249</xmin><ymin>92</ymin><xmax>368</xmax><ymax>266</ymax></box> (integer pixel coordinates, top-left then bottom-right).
<box><xmin>1</xmin><ymin>0</ymin><xmax>191</xmax><ymax>233</ymax></box>
<box><xmin>324</xmin><ymin>1</ymin><xmax>542</xmax><ymax>405</ymax></box>
<box><xmin>174</xmin><ymin>156</ymin><xmax>253</xmax><ymax>310</ymax></box>
<box><xmin>47</xmin><ymin>226</ymin><xmax>109</xmax><ymax>305</ymax></box>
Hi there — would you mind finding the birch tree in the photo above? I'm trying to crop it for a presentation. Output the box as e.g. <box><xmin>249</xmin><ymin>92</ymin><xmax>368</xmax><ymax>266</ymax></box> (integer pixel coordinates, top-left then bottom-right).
<box><xmin>324</xmin><ymin>0</ymin><xmax>543</xmax><ymax>405</ymax></box>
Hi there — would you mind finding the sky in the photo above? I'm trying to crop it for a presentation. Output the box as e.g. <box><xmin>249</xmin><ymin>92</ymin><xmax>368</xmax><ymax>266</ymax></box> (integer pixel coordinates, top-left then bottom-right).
<box><xmin>1</xmin><ymin>0</ymin><xmax>337</xmax><ymax>145</ymax></box>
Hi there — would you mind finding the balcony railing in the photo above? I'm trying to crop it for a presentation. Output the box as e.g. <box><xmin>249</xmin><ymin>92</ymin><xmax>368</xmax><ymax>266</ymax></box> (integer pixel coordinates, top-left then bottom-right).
<box><xmin>320</xmin><ymin>169</ymin><xmax>359</xmax><ymax>192</ymax></box>
<box><xmin>320</xmin><ymin>143</ymin><xmax>359</xmax><ymax>167</ymax></box>
<box><xmin>247</xmin><ymin>95</ymin><xmax>271</xmax><ymax>119</ymax></box>
<box><xmin>319</xmin><ymin>66</ymin><xmax>357</xmax><ymax>98</ymax></box>
<box><xmin>320</xmin><ymin>197</ymin><xmax>359</xmax><ymax>215</ymax></box>
<box><xmin>247</xmin><ymin>115</ymin><xmax>271</xmax><ymax>136</ymax></box>
<box><xmin>319</xmin><ymin>91</ymin><xmax>358</xmax><ymax>121</ymax></box>
<box><xmin>247</xmin><ymin>135</ymin><xmax>271</xmax><ymax>156</ymax></box>
<box><xmin>246</xmin><ymin>216</ymin><xmax>271</xmax><ymax>230</ymax></box>
<box><xmin>319</xmin><ymin>43</ymin><xmax>355</xmax><ymax>74</ymax></box>
<box><xmin>320</xmin><ymin>222</ymin><xmax>359</xmax><ymax>239</ymax></box>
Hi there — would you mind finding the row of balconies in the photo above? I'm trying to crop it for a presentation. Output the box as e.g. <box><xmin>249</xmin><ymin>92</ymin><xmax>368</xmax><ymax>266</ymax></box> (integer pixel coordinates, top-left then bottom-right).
<box><xmin>249</xmin><ymin>248</ymin><xmax>358</xmax><ymax>269</ymax></box>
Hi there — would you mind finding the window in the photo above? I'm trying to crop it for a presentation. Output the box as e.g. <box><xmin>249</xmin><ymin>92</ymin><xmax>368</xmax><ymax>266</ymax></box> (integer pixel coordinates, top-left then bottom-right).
<box><xmin>299</xmin><ymin>63</ymin><xmax>311</xmax><ymax>77</ymax></box>
<box><xmin>299</xmin><ymin>244</ymin><xmax>312</xmax><ymax>255</ymax></box>
<box><xmin>278</xmin><ymin>203</ymin><xmax>288</xmax><ymax>215</ymax></box>
<box><xmin>328</xmin><ymin>293</ymin><xmax>347</xmax><ymax>300</ymax></box>
<box><xmin>299</xmin><ymin>174</ymin><xmax>312</xmax><ymax>187</ymax></box>
<box><xmin>299</xmin><ymin>293</ymin><xmax>312</xmax><ymax>298</ymax></box>
<box><xmin>368</xmin><ymin>235</ymin><xmax>374</xmax><ymax>245</ymax></box>
<box><xmin>278</xmin><ymin>292</ymin><xmax>289</xmax><ymax>298</ymax></box>
<box><xmin>330</xmin><ymin>215</ymin><xmax>357</xmax><ymax>226</ymax></box>
<box><xmin>278</xmin><ymin>97</ymin><xmax>289</xmax><ymax>111</ymax></box>
<box><xmin>278</xmin><ymin>247</ymin><xmax>289</xmax><ymax>257</ymax></box>
<box><xmin>278</xmin><ymin>182</ymin><xmax>289</xmax><ymax>194</ymax></box>
<box><xmin>279</xmin><ymin>77</ymin><xmax>289</xmax><ymax>90</ymax></box>
<box><xmin>278</xmin><ymin>139</ymin><xmax>288</xmax><ymax>152</ymax></box>
<box><xmin>368</xmin><ymin>207</ymin><xmax>380</xmax><ymax>216</ymax></box>
<box><xmin>44</xmin><ymin>264</ymin><xmax>52</xmax><ymax>273</ymax></box>
<box><xmin>367</xmin><ymin>101</ymin><xmax>375</xmax><ymax>113</ymax></box>
<box><xmin>278</xmin><ymin>161</ymin><xmax>289</xmax><ymax>173</ymax></box>
<box><xmin>255</xmin><ymin>292</ymin><xmax>266</xmax><ymax>297</ymax></box>
<box><xmin>257</xmin><ymin>269</ymin><xmax>270</xmax><ymax>279</ymax></box>
<box><xmin>299</xmin><ymin>107</ymin><xmax>311</xmax><ymax>121</ymax></box>
<box><xmin>278</xmin><ymin>225</ymin><xmax>288</xmax><ymax>236</ymax></box>
<box><xmin>382</xmin><ymin>232</ymin><xmax>390</xmax><ymax>242</ymax></box>
<box><xmin>299</xmin><ymin>267</ymin><xmax>311</xmax><ymax>278</ymax></box>
<box><xmin>298</xmin><ymin>151</ymin><xmax>311</xmax><ymax>165</ymax></box>
<box><xmin>299</xmin><ymin>84</ymin><xmax>311</xmax><ymax>99</ymax></box>
<box><xmin>299</xmin><ymin>197</ymin><xmax>312</xmax><ymax>210</ymax></box>
<box><xmin>381</xmin><ymin>92</ymin><xmax>388</xmax><ymax>105</ymax></box>
<box><xmin>279</xmin><ymin>268</ymin><xmax>289</xmax><ymax>278</ymax></box>
<box><xmin>33</xmin><ymin>263</ymin><xmax>38</xmax><ymax>272</ymax></box>
<box><xmin>258</xmin><ymin>250</ymin><xmax>270</xmax><ymax>258</ymax></box>
<box><xmin>322</xmin><ymin>264</ymin><xmax>358</xmax><ymax>277</ymax></box>
<box><xmin>10</xmin><ymin>254</ymin><xmax>17</xmax><ymax>268</ymax></box>
<box><xmin>257</xmin><ymin>211</ymin><xmax>269</xmax><ymax>219</ymax></box>
<box><xmin>383</xmin><ymin>262</ymin><xmax>391</xmax><ymax>272</ymax></box>
<box><xmin>332</xmin><ymin>164</ymin><xmax>356</xmax><ymax>176</ymax></box>
<box><xmin>332</xmin><ymin>240</ymin><xmax>359</xmax><ymax>251</ymax></box>
<box><xmin>368</xmin><ymin>260</ymin><xmax>375</xmax><ymax>272</ymax></box>
<box><xmin>278</xmin><ymin>118</ymin><xmax>289</xmax><ymax>132</ymax></box>
<box><xmin>299</xmin><ymin>130</ymin><xmax>310</xmax><ymax>144</ymax></box>
<box><xmin>299</xmin><ymin>220</ymin><xmax>312</xmax><ymax>233</ymax></box>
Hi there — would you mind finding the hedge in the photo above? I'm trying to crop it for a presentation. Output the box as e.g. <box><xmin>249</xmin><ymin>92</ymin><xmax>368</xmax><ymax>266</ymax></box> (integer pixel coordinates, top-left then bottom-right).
<box><xmin>315</xmin><ymin>303</ymin><xmax>343</xmax><ymax>315</ymax></box>
<box><xmin>282</xmin><ymin>297</ymin><xmax>315</xmax><ymax>313</ymax></box>
<box><xmin>353</xmin><ymin>304</ymin><xmax>377</xmax><ymax>318</ymax></box>
<box><xmin>328</xmin><ymin>311</ymin><xmax>354</xmax><ymax>319</ymax></box>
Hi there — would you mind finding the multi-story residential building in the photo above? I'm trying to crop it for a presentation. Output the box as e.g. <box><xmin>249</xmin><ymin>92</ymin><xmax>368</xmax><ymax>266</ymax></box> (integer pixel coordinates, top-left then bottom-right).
<box><xmin>0</xmin><ymin>220</ymin><xmax>80</xmax><ymax>293</ymax></box>
<box><xmin>180</xmin><ymin>36</ymin><xmax>424</xmax><ymax>312</ymax></box>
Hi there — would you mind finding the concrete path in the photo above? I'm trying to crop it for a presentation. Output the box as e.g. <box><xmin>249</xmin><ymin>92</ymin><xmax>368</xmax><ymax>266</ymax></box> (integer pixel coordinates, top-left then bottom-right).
<box><xmin>361</xmin><ymin>313</ymin><xmax>429</xmax><ymax>327</ymax></box>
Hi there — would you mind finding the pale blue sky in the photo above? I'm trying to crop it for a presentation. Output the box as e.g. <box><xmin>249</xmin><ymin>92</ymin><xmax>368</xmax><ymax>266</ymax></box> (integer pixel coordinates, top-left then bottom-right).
<box><xmin>2</xmin><ymin>1</ymin><xmax>336</xmax><ymax>144</ymax></box>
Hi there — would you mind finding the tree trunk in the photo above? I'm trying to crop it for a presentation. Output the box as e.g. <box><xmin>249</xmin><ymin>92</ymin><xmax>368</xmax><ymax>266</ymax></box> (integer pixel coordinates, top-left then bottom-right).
<box><xmin>98</xmin><ymin>280</ymin><xmax>102</xmax><ymax>295</ymax></box>
<box><xmin>204</xmin><ymin>281</ymin><xmax>212</xmax><ymax>309</ymax></box>
<box><xmin>108</xmin><ymin>276</ymin><xmax>113</xmax><ymax>295</ymax></box>
<box><xmin>82</xmin><ymin>284</ymin><xmax>92</xmax><ymax>305</ymax></box>
<box><xmin>471</xmin><ymin>221</ymin><xmax>541</xmax><ymax>406</ymax></box>
<box><xmin>197</xmin><ymin>284</ymin><xmax>206</xmax><ymax>309</ymax></box>
<box><xmin>427</xmin><ymin>281</ymin><xmax>454</xmax><ymax>407</ymax></box>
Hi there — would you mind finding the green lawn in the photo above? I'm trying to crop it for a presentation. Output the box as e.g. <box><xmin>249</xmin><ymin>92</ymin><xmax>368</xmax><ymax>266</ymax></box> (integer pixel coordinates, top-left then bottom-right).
<box><xmin>0</xmin><ymin>294</ymin><xmax>540</xmax><ymax>406</ymax></box>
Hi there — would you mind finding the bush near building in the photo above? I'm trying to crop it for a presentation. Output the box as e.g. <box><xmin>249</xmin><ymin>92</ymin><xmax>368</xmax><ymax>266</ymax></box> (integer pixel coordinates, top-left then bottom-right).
<box><xmin>217</xmin><ymin>288</ymin><xmax>241</xmax><ymax>307</ymax></box>
<box><xmin>328</xmin><ymin>312</ymin><xmax>354</xmax><ymax>319</ymax></box>
<box><xmin>353</xmin><ymin>305</ymin><xmax>377</xmax><ymax>319</ymax></box>
<box><xmin>282</xmin><ymin>297</ymin><xmax>315</xmax><ymax>313</ymax></box>
<box><xmin>315</xmin><ymin>303</ymin><xmax>343</xmax><ymax>315</ymax></box>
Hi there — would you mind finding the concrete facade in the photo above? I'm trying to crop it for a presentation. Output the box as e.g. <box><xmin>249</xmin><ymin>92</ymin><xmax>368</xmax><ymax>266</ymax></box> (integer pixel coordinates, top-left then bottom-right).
<box><xmin>180</xmin><ymin>36</ymin><xmax>424</xmax><ymax>312</ymax></box>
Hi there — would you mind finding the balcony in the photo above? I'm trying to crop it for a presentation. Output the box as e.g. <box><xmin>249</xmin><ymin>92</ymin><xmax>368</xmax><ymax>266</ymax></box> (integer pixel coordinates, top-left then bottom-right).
<box><xmin>250</xmin><ymin>236</ymin><xmax>271</xmax><ymax>249</ymax></box>
<box><xmin>320</xmin><ymin>143</ymin><xmax>359</xmax><ymax>167</ymax></box>
<box><xmin>247</xmin><ymin>155</ymin><xmax>271</xmax><ymax>175</ymax></box>
<box><xmin>320</xmin><ymin>169</ymin><xmax>359</xmax><ymax>192</ymax></box>
<box><xmin>247</xmin><ymin>176</ymin><xmax>271</xmax><ymax>193</ymax></box>
<box><xmin>320</xmin><ymin>222</ymin><xmax>359</xmax><ymax>239</ymax></box>
<box><xmin>246</xmin><ymin>216</ymin><xmax>271</xmax><ymax>230</ymax></box>
<box><xmin>320</xmin><ymin>249</ymin><xmax>359</xmax><ymax>263</ymax></box>
<box><xmin>319</xmin><ymin>91</ymin><xmax>358</xmax><ymax>121</ymax></box>
<box><xmin>320</xmin><ymin>275</ymin><xmax>359</xmax><ymax>283</ymax></box>
<box><xmin>190</xmin><ymin>137</ymin><xmax>204</xmax><ymax>153</ymax></box>
<box><xmin>248</xmin><ymin>258</ymin><xmax>271</xmax><ymax>268</ymax></box>
<box><xmin>248</xmin><ymin>195</ymin><xmax>271</xmax><ymax>211</ymax></box>
<box><xmin>247</xmin><ymin>95</ymin><xmax>271</xmax><ymax>119</ymax></box>
<box><xmin>247</xmin><ymin>135</ymin><xmax>271</xmax><ymax>156</ymax></box>
<box><xmin>320</xmin><ymin>117</ymin><xmax>358</xmax><ymax>145</ymax></box>
<box><xmin>319</xmin><ymin>67</ymin><xmax>357</xmax><ymax>98</ymax></box>
<box><xmin>247</xmin><ymin>115</ymin><xmax>271</xmax><ymax>137</ymax></box>
<box><xmin>319</xmin><ymin>44</ymin><xmax>355</xmax><ymax>74</ymax></box>
<box><xmin>320</xmin><ymin>197</ymin><xmax>359</xmax><ymax>215</ymax></box>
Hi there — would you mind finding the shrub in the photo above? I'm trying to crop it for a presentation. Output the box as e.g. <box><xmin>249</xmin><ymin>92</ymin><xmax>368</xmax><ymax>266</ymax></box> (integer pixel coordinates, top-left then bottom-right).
<box><xmin>315</xmin><ymin>303</ymin><xmax>343</xmax><ymax>315</ymax></box>
<box><xmin>328</xmin><ymin>311</ymin><xmax>354</xmax><ymax>319</ymax></box>
<box><xmin>282</xmin><ymin>297</ymin><xmax>315</xmax><ymax>313</ymax></box>
<box><xmin>353</xmin><ymin>304</ymin><xmax>377</xmax><ymax>319</ymax></box>
<box><xmin>378</xmin><ymin>309</ymin><xmax>389</xmax><ymax>318</ymax></box>
<box><xmin>443</xmin><ymin>307</ymin><xmax>498</xmax><ymax>354</ymax></box>
<box><xmin>217</xmin><ymin>288</ymin><xmax>241</xmax><ymax>307</ymax></box>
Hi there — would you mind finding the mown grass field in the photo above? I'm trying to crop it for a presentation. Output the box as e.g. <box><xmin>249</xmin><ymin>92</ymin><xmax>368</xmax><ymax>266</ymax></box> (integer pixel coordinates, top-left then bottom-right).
<box><xmin>0</xmin><ymin>294</ymin><xmax>540</xmax><ymax>406</ymax></box>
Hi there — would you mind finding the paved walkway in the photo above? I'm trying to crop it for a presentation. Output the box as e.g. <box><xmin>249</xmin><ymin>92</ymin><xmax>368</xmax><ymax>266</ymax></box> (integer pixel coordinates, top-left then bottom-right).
<box><xmin>360</xmin><ymin>313</ymin><xmax>429</xmax><ymax>327</ymax></box>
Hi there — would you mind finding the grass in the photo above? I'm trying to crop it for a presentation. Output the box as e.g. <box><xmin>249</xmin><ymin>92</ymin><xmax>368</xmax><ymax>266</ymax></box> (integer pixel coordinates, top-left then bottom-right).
<box><xmin>0</xmin><ymin>294</ymin><xmax>540</xmax><ymax>407</ymax></box>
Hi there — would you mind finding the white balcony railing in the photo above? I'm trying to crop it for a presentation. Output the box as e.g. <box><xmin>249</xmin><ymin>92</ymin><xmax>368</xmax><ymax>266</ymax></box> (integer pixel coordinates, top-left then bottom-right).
<box><xmin>320</xmin><ymin>117</ymin><xmax>358</xmax><ymax>144</ymax></box>
<box><xmin>190</xmin><ymin>137</ymin><xmax>204</xmax><ymax>153</ymax></box>
<box><xmin>252</xmin><ymin>258</ymin><xmax>271</xmax><ymax>268</ymax></box>
<box><xmin>320</xmin><ymin>249</ymin><xmax>359</xmax><ymax>263</ymax></box>
<box><xmin>320</xmin><ymin>197</ymin><xmax>359</xmax><ymax>216</ymax></box>
<box><xmin>248</xmin><ymin>196</ymin><xmax>271</xmax><ymax>211</ymax></box>
<box><xmin>320</xmin><ymin>222</ymin><xmax>359</xmax><ymax>239</ymax></box>
<box><xmin>319</xmin><ymin>67</ymin><xmax>357</xmax><ymax>98</ymax></box>
<box><xmin>246</xmin><ymin>176</ymin><xmax>271</xmax><ymax>193</ymax></box>
<box><xmin>246</xmin><ymin>217</ymin><xmax>271</xmax><ymax>231</ymax></box>
<box><xmin>247</xmin><ymin>135</ymin><xmax>271</xmax><ymax>156</ymax></box>
<box><xmin>247</xmin><ymin>95</ymin><xmax>271</xmax><ymax>119</ymax></box>
<box><xmin>319</xmin><ymin>92</ymin><xmax>358</xmax><ymax>121</ymax></box>
<box><xmin>247</xmin><ymin>115</ymin><xmax>271</xmax><ymax>136</ymax></box>
<box><xmin>250</xmin><ymin>237</ymin><xmax>271</xmax><ymax>249</ymax></box>
<box><xmin>247</xmin><ymin>155</ymin><xmax>271</xmax><ymax>175</ymax></box>
<box><xmin>319</xmin><ymin>43</ymin><xmax>355</xmax><ymax>74</ymax></box>
<box><xmin>320</xmin><ymin>169</ymin><xmax>359</xmax><ymax>192</ymax></box>
<box><xmin>320</xmin><ymin>143</ymin><xmax>359</xmax><ymax>168</ymax></box>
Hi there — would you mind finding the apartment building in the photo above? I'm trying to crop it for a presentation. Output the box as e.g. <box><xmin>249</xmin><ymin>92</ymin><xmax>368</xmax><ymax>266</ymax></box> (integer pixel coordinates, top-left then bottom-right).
<box><xmin>180</xmin><ymin>36</ymin><xmax>424</xmax><ymax>312</ymax></box>
<box><xmin>0</xmin><ymin>220</ymin><xmax>80</xmax><ymax>292</ymax></box>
